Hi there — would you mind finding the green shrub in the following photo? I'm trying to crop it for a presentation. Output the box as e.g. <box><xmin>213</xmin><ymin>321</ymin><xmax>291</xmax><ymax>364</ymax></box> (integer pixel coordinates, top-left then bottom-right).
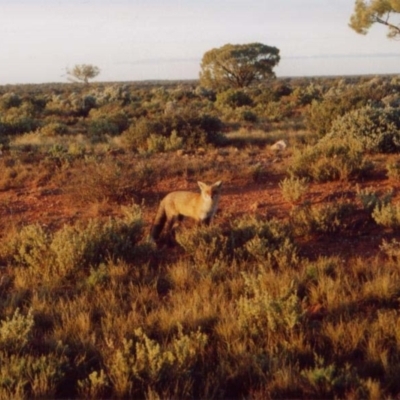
<box><xmin>306</xmin><ymin>98</ymin><xmax>353</xmax><ymax>137</ymax></box>
<box><xmin>176</xmin><ymin>224</ymin><xmax>229</xmax><ymax>264</ymax></box>
<box><xmin>77</xmin><ymin>369</ymin><xmax>109</xmax><ymax>399</ymax></box>
<box><xmin>0</xmin><ymin>351</ymin><xmax>67</xmax><ymax>398</ymax></box>
<box><xmin>1</xmin><ymin>205</ymin><xmax>145</xmax><ymax>282</ymax></box>
<box><xmin>0</xmin><ymin>114</ymin><xmax>38</xmax><ymax>135</ymax></box>
<box><xmin>241</xmin><ymin>109</ymin><xmax>258</xmax><ymax>122</ymax></box>
<box><xmin>88</xmin><ymin>118</ymin><xmax>119</xmax><ymax>137</ymax></box>
<box><xmin>290</xmin><ymin>202</ymin><xmax>355</xmax><ymax>236</ymax></box>
<box><xmin>122</xmin><ymin>118</ymin><xmax>165</xmax><ymax>151</ymax></box>
<box><xmin>292</xmin><ymin>83</ymin><xmax>323</xmax><ymax>106</ymax></box>
<box><xmin>229</xmin><ymin>216</ymin><xmax>299</xmax><ymax>268</ymax></box>
<box><xmin>305</xmin><ymin>80</ymin><xmax>388</xmax><ymax>137</ymax></box>
<box><xmin>80</xmin><ymin>95</ymin><xmax>97</xmax><ymax>116</ymax></box>
<box><xmin>289</xmin><ymin>137</ymin><xmax>371</xmax><ymax>182</ymax></box>
<box><xmin>0</xmin><ymin>308</ymin><xmax>34</xmax><ymax>352</ymax></box>
<box><xmin>145</xmin><ymin>130</ymin><xmax>183</xmax><ymax>153</ymax></box>
<box><xmin>123</xmin><ymin>111</ymin><xmax>225</xmax><ymax>152</ymax></box>
<box><xmin>0</xmin><ymin>93</ymin><xmax>22</xmax><ymax>110</ymax></box>
<box><xmin>216</xmin><ymin>89</ymin><xmax>253</xmax><ymax>108</ymax></box>
<box><xmin>237</xmin><ymin>274</ymin><xmax>303</xmax><ymax>337</ymax></box>
<box><xmin>38</xmin><ymin>122</ymin><xmax>69</xmax><ymax>136</ymax></box>
<box><xmin>263</xmin><ymin>100</ymin><xmax>293</xmax><ymax>122</ymax></box>
<box><xmin>356</xmin><ymin>186</ymin><xmax>392</xmax><ymax>213</ymax></box>
<box><xmin>325</xmin><ymin>106</ymin><xmax>400</xmax><ymax>153</ymax></box>
<box><xmin>279</xmin><ymin>176</ymin><xmax>309</xmax><ymax>203</ymax></box>
<box><xmin>104</xmin><ymin>326</ymin><xmax>207</xmax><ymax>398</ymax></box>
<box><xmin>372</xmin><ymin>203</ymin><xmax>400</xmax><ymax>230</ymax></box>
<box><xmin>68</xmin><ymin>159</ymin><xmax>156</xmax><ymax>202</ymax></box>
<box><xmin>176</xmin><ymin>216</ymin><xmax>298</xmax><ymax>269</ymax></box>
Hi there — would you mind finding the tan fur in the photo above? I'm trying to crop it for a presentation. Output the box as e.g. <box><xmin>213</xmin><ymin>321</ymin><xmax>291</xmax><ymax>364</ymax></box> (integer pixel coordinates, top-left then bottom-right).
<box><xmin>150</xmin><ymin>180</ymin><xmax>222</xmax><ymax>240</ymax></box>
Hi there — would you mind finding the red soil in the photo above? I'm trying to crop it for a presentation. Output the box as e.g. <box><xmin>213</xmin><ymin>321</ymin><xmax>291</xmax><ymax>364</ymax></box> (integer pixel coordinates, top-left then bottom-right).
<box><xmin>1</xmin><ymin>154</ymin><xmax>400</xmax><ymax>262</ymax></box>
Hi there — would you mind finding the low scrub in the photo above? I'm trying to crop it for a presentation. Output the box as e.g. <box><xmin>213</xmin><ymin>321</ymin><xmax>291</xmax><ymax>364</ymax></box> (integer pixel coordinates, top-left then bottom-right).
<box><xmin>326</xmin><ymin>106</ymin><xmax>400</xmax><ymax>153</ymax></box>
<box><xmin>289</xmin><ymin>137</ymin><xmax>372</xmax><ymax>182</ymax></box>
<box><xmin>280</xmin><ymin>176</ymin><xmax>309</xmax><ymax>203</ymax></box>
<box><xmin>0</xmin><ymin>205</ymin><xmax>145</xmax><ymax>286</ymax></box>
<box><xmin>372</xmin><ymin>202</ymin><xmax>400</xmax><ymax>230</ymax></box>
<box><xmin>290</xmin><ymin>202</ymin><xmax>355</xmax><ymax>237</ymax></box>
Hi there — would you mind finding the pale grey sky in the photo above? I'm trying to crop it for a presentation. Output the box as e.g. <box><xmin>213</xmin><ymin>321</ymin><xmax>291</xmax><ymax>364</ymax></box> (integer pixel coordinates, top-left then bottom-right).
<box><xmin>1</xmin><ymin>0</ymin><xmax>400</xmax><ymax>84</ymax></box>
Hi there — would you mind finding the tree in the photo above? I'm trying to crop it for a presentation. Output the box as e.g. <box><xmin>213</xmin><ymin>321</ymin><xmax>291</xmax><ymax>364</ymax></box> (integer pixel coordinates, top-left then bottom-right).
<box><xmin>349</xmin><ymin>0</ymin><xmax>400</xmax><ymax>38</ymax></box>
<box><xmin>199</xmin><ymin>43</ymin><xmax>280</xmax><ymax>90</ymax></box>
<box><xmin>67</xmin><ymin>64</ymin><xmax>101</xmax><ymax>84</ymax></box>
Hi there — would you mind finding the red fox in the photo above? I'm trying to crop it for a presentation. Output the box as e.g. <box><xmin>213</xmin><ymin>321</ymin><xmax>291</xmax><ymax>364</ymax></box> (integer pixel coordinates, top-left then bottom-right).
<box><xmin>150</xmin><ymin>180</ymin><xmax>222</xmax><ymax>240</ymax></box>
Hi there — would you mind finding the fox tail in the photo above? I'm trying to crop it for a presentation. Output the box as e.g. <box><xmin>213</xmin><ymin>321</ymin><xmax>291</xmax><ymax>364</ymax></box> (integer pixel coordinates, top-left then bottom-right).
<box><xmin>150</xmin><ymin>202</ymin><xmax>167</xmax><ymax>240</ymax></box>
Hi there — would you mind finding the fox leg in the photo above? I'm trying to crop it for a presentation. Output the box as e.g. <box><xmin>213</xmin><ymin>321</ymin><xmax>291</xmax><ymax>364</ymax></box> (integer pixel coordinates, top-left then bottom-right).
<box><xmin>165</xmin><ymin>217</ymin><xmax>175</xmax><ymax>235</ymax></box>
<box><xmin>166</xmin><ymin>214</ymin><xmax>184</xmax><ymax>235</ymax></box>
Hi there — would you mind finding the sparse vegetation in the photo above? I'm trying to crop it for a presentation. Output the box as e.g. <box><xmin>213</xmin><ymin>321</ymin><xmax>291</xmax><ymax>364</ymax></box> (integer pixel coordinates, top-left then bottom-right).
<box><xmin>1</xmin><ymin>76</ymin><xmax>400</xmax><ymax>398</ymax></box>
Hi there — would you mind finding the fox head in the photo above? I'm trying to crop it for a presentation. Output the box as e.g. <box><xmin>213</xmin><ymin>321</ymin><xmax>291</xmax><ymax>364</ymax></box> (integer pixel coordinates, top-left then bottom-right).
<box><xmin>198</xmin><ymin>181</ymin><xmax>222</xmax><ymax>201</ymax></box>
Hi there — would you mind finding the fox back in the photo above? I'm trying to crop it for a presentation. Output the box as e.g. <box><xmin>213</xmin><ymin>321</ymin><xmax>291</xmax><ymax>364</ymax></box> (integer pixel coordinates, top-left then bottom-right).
<box><xmin>150</xmin><ymin>180</ymin><xmax>222</xmax><ymax>240</ymax></box>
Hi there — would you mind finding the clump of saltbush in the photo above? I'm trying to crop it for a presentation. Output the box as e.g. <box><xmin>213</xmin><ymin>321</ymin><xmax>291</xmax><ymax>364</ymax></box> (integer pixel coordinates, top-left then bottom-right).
<box><xmin>305</xmin><ymin>78</ymin><xmax>396</xmax><ymax>137</ymax></box>
<box><xmin>38</xmin><ymin>122</ymin><xmax>69</xmax><ymax>136</ymax></box>
<box><xmin>216</xmin><ymin>89</ymin><xmax>253</xmax><ymax>109</ymax></box>
<box><xmin>0</xmin><ymin>93</ymin><xmax>22</xmax><ymax>110</ymax></box>
<box><xmin>324</xmin><ymin>106</ymin><xmax>400</xmax><ymax>153</ymax></box>
<box><xmin>288</xmin><ymin>136</ymin><xmax>372</xmax><ymax>182</ymax></box>
<box><xmin>177</xmin><ymin>215</ymin><xmax>298</xmax><ymax>269</ymax></box>
<box><xmin>290</xmin><ymin>202</ymin><xmax>355</xmax><ymax>237</ymax></box>
<box><xmin>279</xmin><ymin>176</ymin><xmax>309</xmax><ymax>203</ymax></box>
<box><xmin>0</xmin><ymin>205</ymin><xmax>145</xmax><ymax>280</ymax></box>
<box><xmin>123</xmin><ymin>111</ymin><xmax>225</xmax><ymax>152</ymax></box>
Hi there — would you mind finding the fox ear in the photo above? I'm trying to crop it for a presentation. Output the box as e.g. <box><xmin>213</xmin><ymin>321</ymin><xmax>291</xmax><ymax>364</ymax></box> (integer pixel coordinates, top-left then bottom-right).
<box><xmin>213</xmin><ymin>181</ymin><xmax>222</xmax><ymax>188</ymax></box>
<box><xmin>197</xmin><ymin>181</ymin><xmax>206</xmax><ymax>190</ymax></box>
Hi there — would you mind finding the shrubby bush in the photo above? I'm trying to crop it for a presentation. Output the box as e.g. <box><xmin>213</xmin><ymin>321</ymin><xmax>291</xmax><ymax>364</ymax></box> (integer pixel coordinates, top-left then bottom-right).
<box><xmin>0</xmin><ymin>93</ymin><xmax>22</xmax><ymax>110</ymax></box>
<box><xmin>306</xmin><ymin>77</ymin><xmax>400</xmax><ymax>137</ymax></box>
<box><xmin>177</xmin><ymin>215</ymin><xmax>298</xmax><ymax>269</ymax></box>
<box><xmin>290</xmin><ymin>202</ymin><xmax>355</xmax><ymax>236</ymax></box>
<box><xmin>262</xmin><ymin>99</ymin><xmax>294</xmax><ymax>122</ymax></box>
<box><xmin>325</xmin><ymin>106</ymin><xmax>400</xmax><ymax>153</ymax></box>
<box><xmin>372</xmin><ymin>202</ymin><xmax>400</xmax><ymax>230</ymax></box>
<box><xmin>88</xmin><ymin>118</ymin><xmax>120</xmax><ymax>138</ymax></box>
<box><xmin>1</xmin><ymin>205</ymin><xmax>145</xmax><ymax>283</ymax></box>
<box><xmin>38</xmin><ymin>122</ymin><xmax>69</xmax><ymax>136</ymax></box>
<box><xmin>216</xmin><ymin>89</ymin><xmax>253</xmax><ymax>108</ymax></box>
<box><xmin>122</xmin><ymin>118</ymin><xmax>166</xmax><ymax>151</ymax></box>
<box><xmin>0</xmin><ymin>113</ymin><xmax>38</xmax><ymax>136</ymax></box>
<box><xmin>0</xmin><ymin>308</ymin><xmax>34</xmax><ymax>352</ymax></box>
<box><xmin>254</xmin><ymin>81</ymin><xmax>293</xmax><ymax>104</ymax></box>
<box><xmin>103</xmin><ymin>325</ymin><xmax>207</xmax><ymax>398</ymax></box>
<box><xmin>306</xmin><ymin>97</ymin><xmax>356</xmax><ymax>137</ymax></box>
<box><xmin>280</xmin><ymin>176</ymin><xmax>309</xmax><ymax>203</ymax></box>
<box><xmin>291</xmin><ymin>82</ymin><xmax>323</xmax><ymax>106</ymax></box>
<box><xmin>241</xmin><ymin>109</ymin><xmax>258</xmax><ymax>122</ymax></box>
<box><xmin>289</xmin><ymin>136</ymin><xmax>372</xmax><ymax>182</ymax></box>
<box><xmin>145</xmin><ymin>130</ymin><xmax>183</xmax><ymax>153</ymax></box>
<box><xmin>237</xmin><ymin>273</ymin><xmax>302</xmax><ymax>337</ymax></box>
<box><xmin>357</xmin><ymin>186</ymin><xmax>392</xmax><ymax>213</ymax></box>
<box><xmin>194</xmin><ymin>85</ymin><xmax>216</xmax><ymax>101</ymax></box>
<box><xmin>123</xmin><ymin>110</ymin><xmax>225</xmax><ymax>152</ymax></box>
<box><xmin>306</xmin><ymin>86</ymin><xmax>373</xmax><ymax>137</ymax></box>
